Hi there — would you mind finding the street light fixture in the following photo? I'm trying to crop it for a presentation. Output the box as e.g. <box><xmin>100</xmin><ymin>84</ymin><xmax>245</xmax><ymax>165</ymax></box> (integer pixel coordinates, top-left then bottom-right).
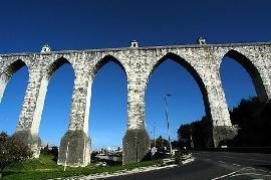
<box><xmin>164</xmin><ymin>93</ymin><xmax>173</xmax><ymax>155</ymax></box>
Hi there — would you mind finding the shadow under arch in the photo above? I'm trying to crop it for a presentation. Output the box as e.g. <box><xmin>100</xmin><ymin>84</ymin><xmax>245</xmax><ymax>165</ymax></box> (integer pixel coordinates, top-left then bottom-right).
<box><xmin>147</xmin><ymin>52</ymin><xmax>211</xmax><ymax>119</ymax></box>
<box><xmin>221</xmin><ymin>50</ymin><xmax>268</xmax><ymax>102</ymax></box>
<box><xmin>92</xmin><ymin>55</ymin><xmax>127</xmax><ymax>78</ymax></box>
<box><xmin>46</xmin><ymin>57</ymin><xmax>73</xmax><ymax>80</ymax></box>
<box><xmin>3</xmin><ymin>59</ymin><xmax>28</xmax><ymax>76</ymax></box>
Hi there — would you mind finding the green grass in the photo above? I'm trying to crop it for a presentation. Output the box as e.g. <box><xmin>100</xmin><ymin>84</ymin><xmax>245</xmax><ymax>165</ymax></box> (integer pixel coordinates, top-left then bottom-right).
<box><xmin>2</xmin><ymin>155</ymin><xmax>162</xmax><ymax>180</ymax></box>
<box><xmin>6</xmin><ymin>154</ymin><xmax>60</xmax><ymax>172</ymax></box>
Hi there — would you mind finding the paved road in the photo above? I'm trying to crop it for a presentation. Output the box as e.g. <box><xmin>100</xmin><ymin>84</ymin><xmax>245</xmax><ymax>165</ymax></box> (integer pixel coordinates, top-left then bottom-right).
<box><xmin>106</xmin><ymin>151</ymin><xmax>271</xmax><ymax>180</ymax></box>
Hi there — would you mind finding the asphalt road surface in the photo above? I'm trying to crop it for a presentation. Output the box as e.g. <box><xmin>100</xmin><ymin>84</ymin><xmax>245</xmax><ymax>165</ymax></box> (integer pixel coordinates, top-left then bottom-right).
<box><xmin>106</xmin><ymin>151</ymin><xmax>271</xmax><ymax>180</ymax></box>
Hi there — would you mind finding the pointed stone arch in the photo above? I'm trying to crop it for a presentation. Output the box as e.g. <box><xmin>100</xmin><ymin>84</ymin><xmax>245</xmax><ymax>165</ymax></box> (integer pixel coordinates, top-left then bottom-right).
<box><xmin>46</xmin><ymin>57</ymin><xmax>74</xmax><ymax>80</ymax></box>
<box><xmin>89</xmin><ymin>54</ymin><xmax>128</xmax><ymax>131</ymax></box>
<box><xmin>21</xmin><ymin>57</ymin><xmax>76</xmax><ymax>153</ymax></box>
<box><xmin>147</xmin><ymin>52</ymin><xmax>211</xmax><ymax>119</ymax></box>
<box><xmin>221</xmin><ymin>49</ymin><xmax>268</xmax><ymax>102</ymax></box>
<box><xmin>89</xmin><ymin>54</ymin><xmax>128</xmax><ymax>145</ymax></box>
<box><xmin>92</xmin><ymin>55</ymin><xmax>127</xmax><ymax>78</ymax></box>
<box><xmin>0</xmin><ymin>59</ymin><xmax>29</xmax><ymax>103</ymax></box>
<box><xmin>36</xmin><ymin>57</ymin><xmax>75</xmax><ymax>134</ymax></box>
<box><xmin>2</xmin><ymin>59</ymin><xmax>28</xmax><ymax>76</ymax></box>
<box><xmin>58</xmin><ymin>54</ymin><xmax>128</xmax><ymax>166</ymax></box>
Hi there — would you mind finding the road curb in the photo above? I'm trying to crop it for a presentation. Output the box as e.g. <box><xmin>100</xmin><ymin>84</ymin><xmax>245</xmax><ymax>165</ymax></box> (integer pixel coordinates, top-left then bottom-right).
<box><xmin>64</xmin><ymin>157</ymin><xmax>195</xmax><ymax>180</ymax></box>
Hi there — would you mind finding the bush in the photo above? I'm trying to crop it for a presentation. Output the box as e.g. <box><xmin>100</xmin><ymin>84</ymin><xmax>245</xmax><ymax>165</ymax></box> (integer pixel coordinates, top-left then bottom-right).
<box><xmin>40</xmin><ymin>145</ymin><xmax>58</xmax><ymax>162</ymax></box>
<box><xmin>0</xmin><ymin>132</ymin><xmax>32</xmax><ymax>177</ymax></box>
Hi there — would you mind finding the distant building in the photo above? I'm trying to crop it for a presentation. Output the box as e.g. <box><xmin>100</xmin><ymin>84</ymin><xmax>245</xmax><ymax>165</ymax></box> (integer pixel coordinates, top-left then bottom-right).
<box><xmin>40</xmin><ymin>143</ymin><xmax>57</xmax><ymax>151</ymax></box>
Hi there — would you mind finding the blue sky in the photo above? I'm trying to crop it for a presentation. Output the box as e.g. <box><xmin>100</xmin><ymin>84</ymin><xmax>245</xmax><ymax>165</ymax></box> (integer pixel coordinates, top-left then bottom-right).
<box><xmin>0</xmin><ymin>0</ymin><xmax>269</xmax><ymax>149</ymax></box>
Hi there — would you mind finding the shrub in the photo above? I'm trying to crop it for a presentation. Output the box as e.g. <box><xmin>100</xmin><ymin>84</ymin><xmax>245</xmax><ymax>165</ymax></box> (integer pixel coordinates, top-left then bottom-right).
<box><xmin>0</xmin><ymin>132</ymin><xmax>32</xmax><ymax>177</ymax></box>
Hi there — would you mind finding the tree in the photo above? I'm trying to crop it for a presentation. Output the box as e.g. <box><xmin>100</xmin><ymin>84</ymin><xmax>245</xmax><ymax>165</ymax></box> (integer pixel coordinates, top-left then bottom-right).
<box><xmin>190</xmin><ymin>117</ymin><xmax>213</xmax><ymax>148</ymax></box>
<box><xmin>177</xmin><ymin>97</ymin><xmax>271</xmax><ymax>148</ymax></box>
<box><xmin>40</xmin><ymin>144</ymin><xmax>50</xmax><ymax>154</ymax></box>
<box><xmin>0</xmin><ymin>132</ymin><xmax>32</xmax><ymax>177</ymax></box>
<box><xmin>151</xmin><ymin>136</ymin><xmax>169</xmax><ymax>150</ymax></box>
<box><xmin>229</xmin><ymin>97</ymin><xmax>271</xmax><ymax>147</ymax></box>
<box><xmin>40</xmin><ymin>144</ymin><xmax>58</xmax><ymax>162</ymax></box>
<box><xmin>177</xmin><ymin>124</ymin><xmax>191</xmax><ymax>148</ymax></box>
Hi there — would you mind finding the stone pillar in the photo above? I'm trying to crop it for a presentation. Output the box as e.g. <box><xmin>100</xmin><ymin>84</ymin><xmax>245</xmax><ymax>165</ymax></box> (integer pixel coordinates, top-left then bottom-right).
<box><xmin>0</xmin><ymin>72</ymin><xmax>10</xmax><ymax>103</ymax></box>
<box><xmin>123</xmin><ymin>75</ymin><xmax>150</xmax><ymax>164</ymax></box>
<box><xmin>262</xmin><ymin>50</ymin><xmax>271</xmax><ymax>100</ymax></box>
<box><xmin>58</xmin><ymin>73</ymin><xmax>92</xmax><ymax>167</ymax></box>
<box><xmin>13</xmin><ymin>69</ymin><xmax>48</xmax><ymax>157</ymax></box>
<box><xmin>204</xmin><ymin>70</ymin><xmax>237</xmax><ymax>147</ymax></box>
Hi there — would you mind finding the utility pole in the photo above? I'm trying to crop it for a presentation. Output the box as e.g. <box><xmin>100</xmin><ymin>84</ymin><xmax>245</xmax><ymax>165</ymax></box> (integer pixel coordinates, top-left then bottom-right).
<box><xmin>164</xmin><ymin>93</ymin><xmax>173</xmax><ymax>155</ymax></box>
<box><xmin>153</xmin><ymin>122</ymin><xmax>156</xmax><ymax>148</ymax></box>
<box><xmin>190</xmin><ymin>128</ymin><xmax>194</xmax><ymax>149</ymax></box>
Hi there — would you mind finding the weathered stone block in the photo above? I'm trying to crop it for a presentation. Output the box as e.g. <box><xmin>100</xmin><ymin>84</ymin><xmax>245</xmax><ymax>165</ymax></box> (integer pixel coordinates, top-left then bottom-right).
<box><xmin>212</xmin><ymin>125</ymin><xmax>238</xmax><ymax>147</ymax></box>
<box><xmin>58</xmin><ymin>130</ymin><xmax>91</xmax><ymax>167</ymax></box>
<box><xmin>12</xmin><ymin>129</ymin><xmax>41</xmax><ymax>158</ymax></box>
<box><xmin>123</xmin><ymin>128</ymin><xmax>150</xmax><ymax>164</ymax></box>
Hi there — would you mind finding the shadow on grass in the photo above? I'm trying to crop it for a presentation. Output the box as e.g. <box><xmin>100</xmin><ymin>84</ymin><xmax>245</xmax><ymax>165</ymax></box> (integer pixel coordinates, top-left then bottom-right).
<box><xmin>2</xmin><ymin>171</ymin><xmax>22</xmax><ymax>177</ymax></box>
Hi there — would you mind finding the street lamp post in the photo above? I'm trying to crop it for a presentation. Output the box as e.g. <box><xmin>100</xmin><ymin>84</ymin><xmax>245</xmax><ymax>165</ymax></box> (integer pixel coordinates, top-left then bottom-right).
<box><xmin>153</xmin><ymin>122</ymin><xmax>156</xmax><ymax>148</ymax></box>
<box><xmin>164</xmin><ymin>93</ymin><xmax>173</xmax><ymax>155</ymax></box>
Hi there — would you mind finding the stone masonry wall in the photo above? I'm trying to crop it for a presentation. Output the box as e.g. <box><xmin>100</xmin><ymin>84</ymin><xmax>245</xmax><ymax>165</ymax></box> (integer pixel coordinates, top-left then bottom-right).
<box><xmin>0</xmin><ymin>42</ymin><xmax>270</xmax><ymax>166</ymax></box>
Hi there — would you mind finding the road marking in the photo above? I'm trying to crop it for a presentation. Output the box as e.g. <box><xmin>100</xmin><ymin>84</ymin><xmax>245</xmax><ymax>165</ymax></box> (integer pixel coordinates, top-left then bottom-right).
<box><xmin>256</xmin><ymin>169</ymin><xmax>270</xmax><ymax>173</ymax></box>
<box><xmin>211</xmin><ymin>167</ymin><xmax>256</xmax><ymax>180</ymax></box>
<box><xmin>232</xmin><ymin>163</ymin><xmax>240</xmax><ymax>166</ymax></box>
<box><xmin>211</xmin><ymin>171</ymin><xmax>238</xmax><ymax>180</ymax></box>
<box><xmin>212</xmin><ymin>166</ymin><xmax>271</xmax><ymax>180</ymax></box>
<box><xmin>243</xmin><ymin>167</ymin><xmax>255</xmax><ymax>170</ymax></box>
<box><xmin>218</xmin><ymin>161</ymin><xmax>225</xmax><ymax>164</ymax></box>
<box><xmin>221</xmin><ymin>155</ymin><xmax>270</xmax><ymax>164</ymax></box>
<box><xmin>230</xmin><ymin>173</ymin><xmax>271</xmax><ymax>177</ymax></box>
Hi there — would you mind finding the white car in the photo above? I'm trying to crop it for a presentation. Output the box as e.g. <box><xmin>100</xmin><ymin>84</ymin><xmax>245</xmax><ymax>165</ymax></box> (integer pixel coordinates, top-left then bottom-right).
<box><xmin>96</xmin><ymin>162</ymin><xmax>107</xmax><ymax>167</ymax></box>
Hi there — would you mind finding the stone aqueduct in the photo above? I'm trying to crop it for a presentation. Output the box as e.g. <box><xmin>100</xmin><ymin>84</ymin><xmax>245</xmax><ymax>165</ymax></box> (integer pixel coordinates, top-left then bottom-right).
<box><xmin>0</xmin><ymin>42</ymin><xmax>271</xmax><ymax>167</ymax></box>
